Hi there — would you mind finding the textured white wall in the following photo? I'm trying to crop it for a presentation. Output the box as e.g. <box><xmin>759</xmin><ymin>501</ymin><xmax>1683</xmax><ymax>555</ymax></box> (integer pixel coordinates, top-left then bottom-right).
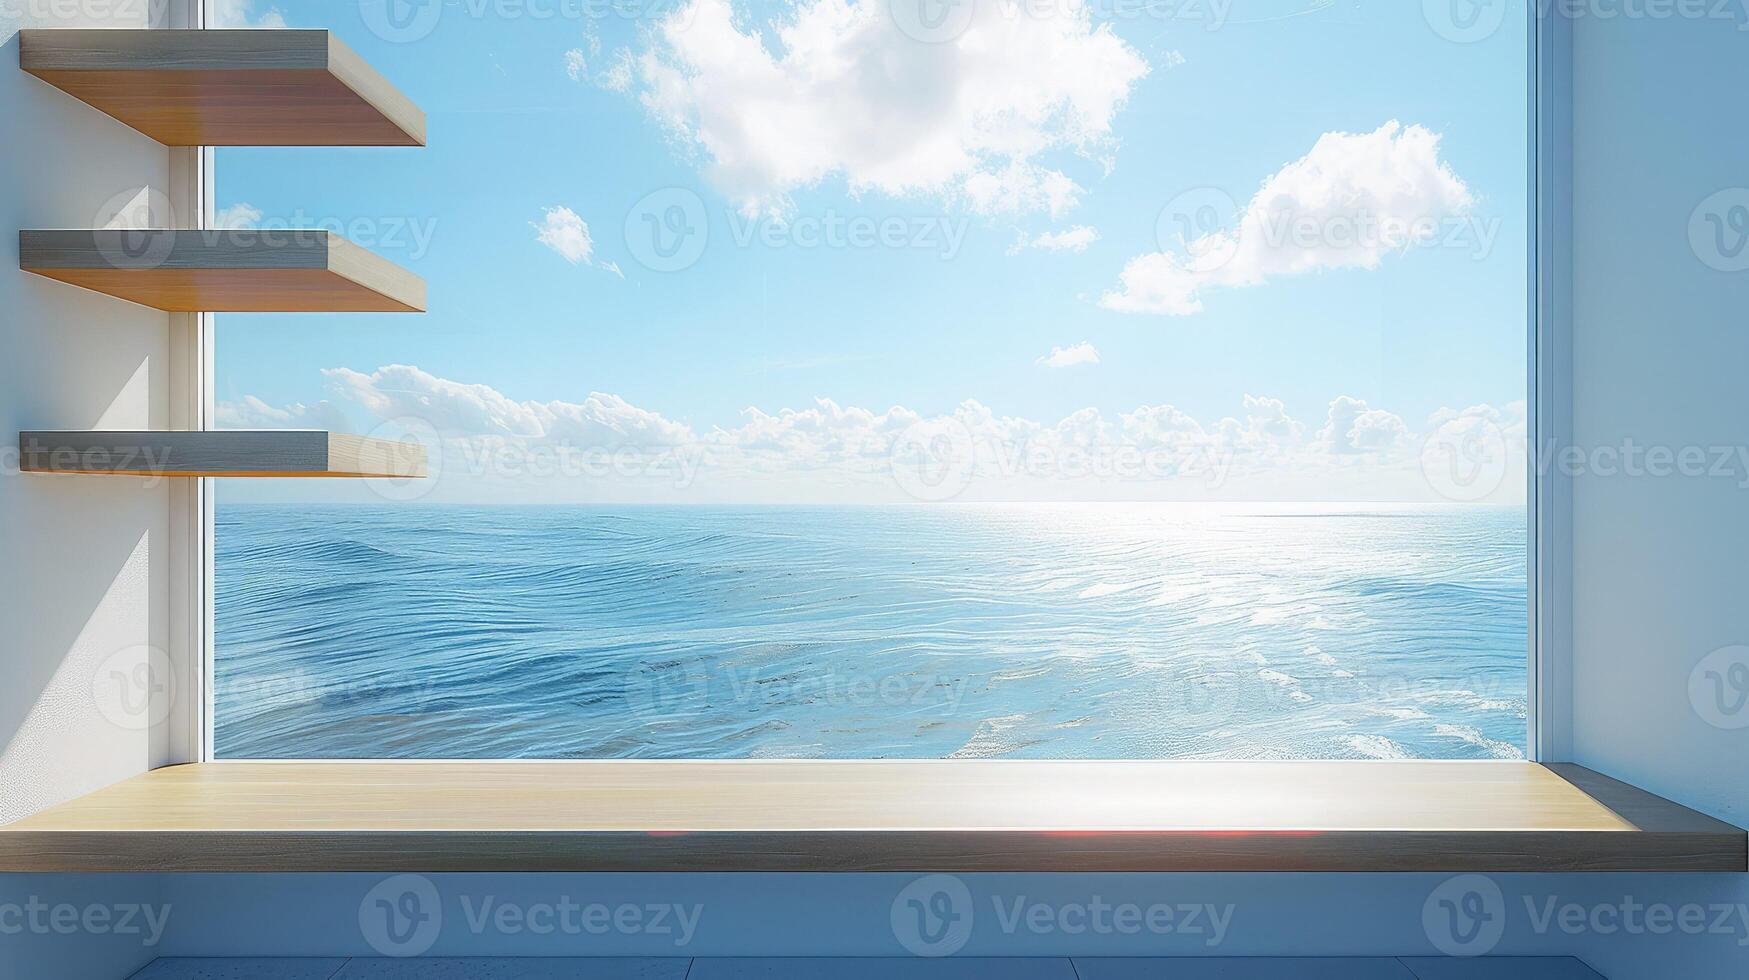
<box><xmin>0</xmin><ymin>13</ymin><xmax>174</xmax><ymax>822</ymax></box>
<box><xmin>0</xmin><ymin>10</ymin><xmax>177</xmax><ymax>978</ymax></box>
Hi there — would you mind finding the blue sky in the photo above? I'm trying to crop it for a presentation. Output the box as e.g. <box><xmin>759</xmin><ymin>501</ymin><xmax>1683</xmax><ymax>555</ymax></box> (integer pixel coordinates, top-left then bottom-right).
<box><xmin>213</xmin><ymin>0</ymin><xmax>1529</xmax><ymax>504</ymax></box>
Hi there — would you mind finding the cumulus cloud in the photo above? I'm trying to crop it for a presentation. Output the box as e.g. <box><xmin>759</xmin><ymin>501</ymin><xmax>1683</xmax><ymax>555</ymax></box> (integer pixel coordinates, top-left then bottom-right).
<box><xmin>1037</xmin><ymin>342</ymin><xmax>1101</xmax><ymax>368</ymax></box>
<box><xmin>635</xmin><ymin>0</ymin><xmax>1147</xmax><ymax>216</ymax></box>
<box><xmin>1317</xmin><ymin>396</ymin><xmax>1411</xmax><ymax>454</ymax></box>
<box><xmin>1103</xmin><ymin>121</ymin><xmax>1475</xmax><ymax>315</ymax></box>
<box><xmin>215</xmin><ymin>395</ymin><xmax>347</xmax><ymax>432</ymax></box>
<box><xmin>728</xmin><ymin>398</ymin><xmax>919</xmax><ymax>464</ymax></box>
<box><xmin>1015</xmin><ymin>225</ymin><xmax>1100</xmax><ymax>254</ymax></box>
<box><xmin>322</xmin><ymin>364</ymin><xmax>695</xmax><ymax>447</ymax></box>
<box><xmin>532</xmin><ymin>206</ymin><xmax>595</xmax><ymax>265</ymax></box>
<box><xmin>210</xmin><ymin>0</ymin><xmax>287</xmax><ymax>27</ymax></box>
<box><xmin>1418</xmin><ymin>401</ymin><xmax>1528</xmax><ymax>502</ymax></box>
<box><xmin>231</xmin><ymin>364</ymin><xmax>1534</xmax><ymax>501</ymax></box>
<box><xmin>1426</xmin><ymin>400</ymin><xmax>1528</xmax><ymax>440</ymax></box>
<box><xmin>564</xmin><ymin>48</ymin><xmax>588</xmax><ymax>82</ymax></box>
<box><xmin>1237</xmin><ymin>394</ymin><xmax>1304</xmax><ymax>443</ymax></box>
<box><xmin>599</xmin><ymin>49</ymin><xmax>635</xmax><ymax>92</ymax></box>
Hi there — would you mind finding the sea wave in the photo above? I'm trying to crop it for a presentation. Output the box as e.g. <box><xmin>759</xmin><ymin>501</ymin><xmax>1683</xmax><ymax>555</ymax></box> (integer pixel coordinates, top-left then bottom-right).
<box><xmin>214</xmin><ymin>502</ymin><xmax>1528</xmax><ymax>760</ymax></box>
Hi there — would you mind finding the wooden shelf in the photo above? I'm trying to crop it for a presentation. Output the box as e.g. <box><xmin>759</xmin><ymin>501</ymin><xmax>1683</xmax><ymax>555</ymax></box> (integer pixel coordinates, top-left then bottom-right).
<box><xmin>18</xmin><ymin>430</ymin><xmax>426</xmax><ymax>478</ymax></box>
<box><xmin>0</xmin><ymin>761</ymin><xmax>1739</xmax><ymax>873</ymax></box>
<box><xmin>19</xmin><ymin>29</ymin><xmax>425</xmax><ymax>146</ymax></box>
<box><xmin>19</xmin><ymin>229</ymin><xmax>426</xmax><ymax>312</ymax></box>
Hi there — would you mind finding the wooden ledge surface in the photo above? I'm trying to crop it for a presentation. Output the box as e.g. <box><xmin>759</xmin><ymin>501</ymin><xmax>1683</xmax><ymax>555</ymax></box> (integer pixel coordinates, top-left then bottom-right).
<box><xmin>0</xmin><ymin>761</ymin><xmax>1740</xmax><ymax>873</ymax></box>
<box><xmin>19</xmin><ymin>29</ymin><xmax>425</xmax><ymax>146</ymax></box>
<box><xmin>18</xmin><ymin>430</ymin><xmax>427</xmax><ymax>478</ymax></box>
<box><xmin>19</xmin><ymin>229</ymin><xmax>426</xmax><ymax>313</ymax></box>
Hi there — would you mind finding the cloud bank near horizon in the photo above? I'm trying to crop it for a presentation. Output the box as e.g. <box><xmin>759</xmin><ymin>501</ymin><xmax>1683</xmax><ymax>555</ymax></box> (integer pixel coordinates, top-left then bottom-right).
<box><xmin>217</xmin><ymin>363</ymin><xmax>1525</xmax><ymax>504</ymax></box>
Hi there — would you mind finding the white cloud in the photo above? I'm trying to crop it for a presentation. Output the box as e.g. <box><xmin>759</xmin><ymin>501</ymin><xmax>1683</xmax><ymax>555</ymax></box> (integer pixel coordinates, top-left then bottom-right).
<box><xmin>532</xmin><ymin>206</ymin><xmax>595</xmax><ymax>265</ymax></box>
<box><xmin>1317</xmin><ymin>395</ymin><xmax>1410</xmax><ymax>454</ymax></box>
<box><xmin>215</xmin><ymin>395</ymin><xmax>347</xmax><ymax>432</ymax></box>
<box><xmin>1237</xmin><ymin>394</ymin><xmax>1304</xmax><ymax>444</ymax></box>
<box><xmin>210</xmin><ymin>0</ymin><xmax>287</xmax><ymax>27</ymax></box>
<box><xmin>1102</xmin><ymin>121</ymin><xmax>1475</xmax><ymax>315</ymax></box>
<box><xmin>636</xmin><ymin>0</ymin><xmax>1147</xmax><ymax>216</ymax></box>
<box><xmin>726</xmin><ymin>398</ymin><xmax>919</xmax><ymax>465</ymax></box>
<box><xmin>322</xmin><ymin>364</ymin><xmax>695</xmax><ymax>447</ymax></box>
<box><xmin>1202</xmin><ymin>394</ymin><xmax>1306</xmax><ymax>458</ymax></box>
<box><xmin>1036</xmin><ymin>341</ymin><xmax>1101</xmax><ymax>368</ymax></box>
<box><xmin>213</xmin><ymin>203</ymin><xmax>262</xmax><ymax>230</ymax></box>
<box><xmin>237</xmin><ymin>364</ymin><xmax>1530</xmax><ymax>501</ymax></box>
<box><xmin>1418</xmin><ymin>401</ymin><xmax>1528</xmax><ymax>502</ymax></box>
<box><xmin>564</xmin><ymin>48</ymin><xmax>588</xmax><ymax>82</ymax></box>
<box><xmin>599</xmin><ymin>49</ymin><xmax>635</xmax><ymax>92</ymax></box>
<box><xmin>1016</xmin><ymin>225</ymin><xmax>1100</xmax><ymax>254</ymax></box>
<box><xmin>1425</xmin><ymin>400</ymin><xmax>1528</xmax><ymax>440</ymax></box>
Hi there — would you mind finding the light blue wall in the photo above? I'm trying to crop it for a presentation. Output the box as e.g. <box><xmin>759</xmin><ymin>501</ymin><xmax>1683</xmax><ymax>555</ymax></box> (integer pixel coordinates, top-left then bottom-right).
<box><xmin>1567</xmin><ymin>0</ymin><xmax>1749</xmax><ymax>829</ymax></box>
<box><xmin>0</xmin><ymin>875</ymin><xmax>163</xmax><ymax>980</ymax></box>
<box><xmin>111</xmin><ymin>872</ymin><xmax>1749</xmax><ymax>971</ymax></box>
<box><xmin>1549</xmin><ymin>4</ymin><xmax>1749</xmax><ymax>975</ymax></box>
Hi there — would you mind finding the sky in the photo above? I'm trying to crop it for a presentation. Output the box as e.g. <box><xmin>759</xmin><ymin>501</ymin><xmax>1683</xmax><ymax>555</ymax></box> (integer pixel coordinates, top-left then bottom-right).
<box><xmin>210</xmin><ymin>0</ymin><xmax>1530</xmax><ymax>505</ymax></box>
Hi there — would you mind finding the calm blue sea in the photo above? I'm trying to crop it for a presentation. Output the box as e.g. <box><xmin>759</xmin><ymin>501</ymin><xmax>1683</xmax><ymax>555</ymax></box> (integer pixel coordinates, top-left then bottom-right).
<box><xmin>213</xmin><ymin>503</ymin><xmax>1527</xmax><ymax>760</ymax></box>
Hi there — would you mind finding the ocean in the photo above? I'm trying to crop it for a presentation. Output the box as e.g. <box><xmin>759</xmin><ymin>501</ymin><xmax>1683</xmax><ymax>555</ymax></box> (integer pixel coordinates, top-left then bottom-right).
<box><xmin>213</xmin><ymin>503</ymin><xmax>1527</xmax><ymax>760</ymax></box>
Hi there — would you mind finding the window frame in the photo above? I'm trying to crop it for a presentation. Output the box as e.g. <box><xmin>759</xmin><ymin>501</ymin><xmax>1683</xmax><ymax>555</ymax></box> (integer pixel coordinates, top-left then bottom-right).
<box><xmin>173</xmin><ymin>3</ymin><xmax>1567</xmax><ymax>765</ymax></box>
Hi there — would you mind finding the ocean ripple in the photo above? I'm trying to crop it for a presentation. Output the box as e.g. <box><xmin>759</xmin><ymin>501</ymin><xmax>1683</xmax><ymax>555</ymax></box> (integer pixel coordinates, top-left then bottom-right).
<box><xmin>214</xmin><ymin>502</ymin><xmax>1528</xmax><ymax>760</ymax></box>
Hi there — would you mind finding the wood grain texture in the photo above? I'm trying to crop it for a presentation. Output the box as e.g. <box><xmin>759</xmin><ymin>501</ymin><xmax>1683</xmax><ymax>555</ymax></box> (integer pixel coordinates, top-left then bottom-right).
<box><xmin>18</xmin><ymin>29</ymin><xmax>425</xmax><ymax>146</ymax></box>
<box><xmin>19</xmin><ymin>229</ymin><xmax>426</xmax><ymax>312</ymax></box>
<box><xmin>1544</xmin><ymin>763</ymin><xmax>1747</xmax><ymax>835</ymax></box>
<box><xmin>0</xmin><ymin>762</ymin><xmax>1739</xmax><ymax>873</ymax></box>
<box><xmin>18</xmin><ymin>431</ymin><xmax>427</xmax><ymax>478</ymax></box>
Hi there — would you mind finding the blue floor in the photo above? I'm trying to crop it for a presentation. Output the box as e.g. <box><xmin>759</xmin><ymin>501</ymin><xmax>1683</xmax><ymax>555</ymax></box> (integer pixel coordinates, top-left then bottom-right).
<box><xmin>126</xmin><ymin>957</ymin><xmax>1605</xmax><ymax>979</ymax></box>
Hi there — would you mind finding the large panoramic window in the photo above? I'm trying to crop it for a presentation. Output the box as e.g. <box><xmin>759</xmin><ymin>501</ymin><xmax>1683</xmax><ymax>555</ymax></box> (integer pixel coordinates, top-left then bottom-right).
<box><xmin>212</xmin><ymin>0</ymin><xmax>1529</xmax><ymax>759</ymax></box>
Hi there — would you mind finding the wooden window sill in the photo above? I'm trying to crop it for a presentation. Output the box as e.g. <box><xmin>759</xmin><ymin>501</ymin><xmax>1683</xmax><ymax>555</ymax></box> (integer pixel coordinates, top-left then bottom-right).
<box><xmin>0</xmin><ymin>761</ymin><xmax>1741</xmax><ymax>873</ymax></box>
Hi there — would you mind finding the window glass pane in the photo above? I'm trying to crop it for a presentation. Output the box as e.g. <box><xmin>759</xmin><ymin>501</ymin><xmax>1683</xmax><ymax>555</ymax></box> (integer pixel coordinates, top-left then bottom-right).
<box><xmin>214</xmin><ymin>0</ymin><xmax>1529</xmax><ymax>760</ymax></box>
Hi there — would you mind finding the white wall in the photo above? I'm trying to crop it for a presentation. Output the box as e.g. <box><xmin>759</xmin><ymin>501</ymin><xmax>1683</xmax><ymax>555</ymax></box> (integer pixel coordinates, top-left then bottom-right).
<box><xmin>0</xmin><ymin>9</ymin><xmax>176</xmax><ymax>979</ymax></box>
<box><xmin>0</xmin><ymin>4</ymin><xmax>177</xmax><ymax>824</ymax></box>
<box><xmin>1567</xmin><ymin>4</ymin><xmax>1749</xmax><ymax>833</ymax></box>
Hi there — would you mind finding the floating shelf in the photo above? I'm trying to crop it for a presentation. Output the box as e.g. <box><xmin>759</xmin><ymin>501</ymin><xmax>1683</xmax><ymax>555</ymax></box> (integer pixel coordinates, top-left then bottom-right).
<box><xmin>19</xmin><ymin>431</ymin><xmax>426</xmax><ymax>479</ymax></box>
<box><xmin>19</xmin><ymin>229</ymin><xmax>426</xmax><ymax>312</ymax></box>
<box><xmin>0</xmin><ymin>761</ymin><xmax>1739</xmax><ymax>872</ymax></box>
<box><xmin>18</xmin><ymin>29</ymin><xmax>425</xmax><ymax>146</ymax></box>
